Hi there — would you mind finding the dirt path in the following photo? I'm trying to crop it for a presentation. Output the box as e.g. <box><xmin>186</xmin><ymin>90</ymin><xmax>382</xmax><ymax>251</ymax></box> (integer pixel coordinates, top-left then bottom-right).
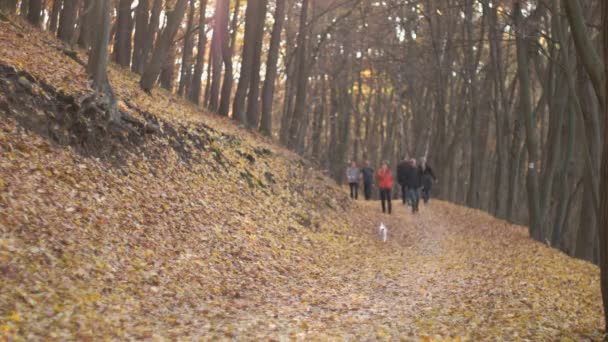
<box><xmin>202</xmin><ymin>199</ymin><xmax>603</xmax><ymax>340</ymax></box>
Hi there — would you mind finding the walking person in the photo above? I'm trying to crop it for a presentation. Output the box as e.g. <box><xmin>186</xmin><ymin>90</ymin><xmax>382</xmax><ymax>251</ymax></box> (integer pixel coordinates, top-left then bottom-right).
<box><xmin>420</xmin><ymin>157</ymin><xmax>437</xmax><ymax>204</ymax></box>
<box><xmin>346</xmin><ymin>161</ymin><xmax>361</xmax><ymax>200</ymax></box>
<box><xmin>396</xmin><ymin>156</ymin><xmax>410</xmax><ymax>205</ymax></box>
<box><xmin>377</xmin><ymin>161</ymin><xmax>393</xmax><ymax>214</ymax></box>
<box><xmin>405</xmin><ymin>158</ymin><xmax>423</xmax><ymax>213</ymax></box>
<box><xmin>361</xmin><ymin>160</ymin><xmax>375</xmax><ymax>200</ymax></box>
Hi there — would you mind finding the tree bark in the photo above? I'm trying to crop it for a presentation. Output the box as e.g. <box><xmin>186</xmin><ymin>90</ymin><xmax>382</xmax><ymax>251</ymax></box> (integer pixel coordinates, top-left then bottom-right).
<box><xmin>188</xmin><ymin>0</ymin><xmax>209</xmax><ymax>104</ymax></box>
<box><xmin>218</xmin><ymin>0</ymin><xmax>241</xmax><ymax>116</ymax></box>
<box><xmin>132</xmin><ymin>0</ymin><xmax>149</xmax><ymax>73</ymax></box>
<box><xmin>514</xmin><ymin>1</ymin><xmax>542</xmax><ymax>241</ymax></box>
<box><xmin>58</xmin><ymin>0</ymin><xmax>78</xmax><ymax>43</ymax></box>
<box><xmin>178</xmin><ymin>0</ymin><xmax>196</xmax><ymax>97</ymax></box>
<box><xmin>77</xmin><ymin>0</ymin><xmax>93</xmax><ymax>48</ymax></box>
<box><xmin>113</xmin><ymin>0</ymin><xmax>134</xmax><ymax>67</ymax></box>
<box><xmin>208</xmin><ymin>0</ymin><xmax>230</xmax><ymax>112</ymax></box>
<box><xmin>140</xmin><ymin>0</ymin><xmax>189</xmax><ymax>92</ymax></box>
<box><xmin>599</xmin><ymin>0</ymin><xmax>608</xmax><ymax>331</ymax></box>
<box><xmin>49</xmin><ymin>0</ymin><xmax>62</xmax><ymax>33</ymax></box>
<box><xmin>26</xmin><ymin>0</ymin><xmax>41</xmax><ymax>26</ymax></box>
<box><xmin>260</xmin><ymin>0</ymin><xmax>286</xmax><ymax>136</ymax></box>
<box><xmin>159</xmin><ymin>44</ymin><xmax>176</xmax><ymax>92</ymax></box>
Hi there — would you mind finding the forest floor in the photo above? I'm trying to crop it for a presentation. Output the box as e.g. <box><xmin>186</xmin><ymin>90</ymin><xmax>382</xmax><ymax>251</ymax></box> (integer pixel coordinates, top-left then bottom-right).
<box><xmin>0</xmin><ymin>16</ymin><xmax>605</xmax><ymax>341</ymax></box>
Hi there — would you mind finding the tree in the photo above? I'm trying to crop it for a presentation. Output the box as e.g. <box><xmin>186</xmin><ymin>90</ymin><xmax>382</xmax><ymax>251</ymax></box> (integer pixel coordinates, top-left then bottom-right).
<box><xmin>77</xmin><ymin>0</ymin><xmax>93</xmax><ymax>48</ymax></box>
<box><xmin>599</xmin><ymin>0</ymin><xmax>608</xmax><ymax>331</ymax></box>
<box><xmin>177</xmin><ymin>0</ymin><xmax>196</xmax><ymax>97</ymax></box>
<box><xmin>260</xmin><ymin>0</ymin><xmax>286</xmax><ymax>136</ymax></box>
<box><xmin>217</xmin><ymin>0</ymin><xmax>241</xmax><ymax>116</ymax></box>
<box><xmin>140</xmin><ymin>0</ymin><xmax>189</xmax><ymax>93</ymax></box>
<box><xmin>207</xmin><ymin>0</ymin><xmax>230</xmax><ymax>111</ymax></box>
<box><xmin>132</xmin><ymin>0</ymin><xmax>150</xmax><ymax>73</ymax></box>
<box><xmin>188</xmin><ymin>0</ymin><xmax>209</xmax><ymax>104</ymax></box>
<box><xmin>57</xmin><ymin>0</ymin><xmax>78</xmax><ymax>43</ymax></box>
<box><xmin>48</xmin><ymin>0</ymin><xmax>62</xmax><ymax>33</ymax></box>
<box><xmin>26</xmin><ymin>0</ymin><xmax>42</xmax><ymax>26</ymax></box>
<box><xmin>113</xmin><ymin>0</ymin><xmax>134</xmax><ymax>67</ymax></box>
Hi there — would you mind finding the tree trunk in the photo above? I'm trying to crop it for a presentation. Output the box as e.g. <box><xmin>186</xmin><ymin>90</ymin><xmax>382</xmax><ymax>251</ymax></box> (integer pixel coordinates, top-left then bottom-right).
<box><xmin>208</xmin><ymin>0</ymin><xmax>230</xmax><ymax>112</ymax></box>
<box><xmin>188</xmin><ymin>0</ymin><xmax>209</xmax><ymax>104</ymax></box>
<box><xmin>286</xmin><ymin>0</ymin><xmax>309</xmax><ymax>149</ymax></box>
<box><xmin>260</xmin><ymin>0</ymin><xmax>286</xmax><ymax>136</ymax></box>
<box><xmin>599</xmin><ymin>0</ymin><xmax>608</xmax><ymax>330</ymax></box>
<box><xmin>0</xmin><ymin>0</ymin><xmax>18</xmax><ymax>14</ymax></box>
<box><xmin>77</xmin><ymin>0</ymin><xmax>93</xmax><ymax>48</ymax></box>
<box><xmin>49</xmin><ymin>0</ymin><xmax>62</xmax><ymax>32</ymax></box>
<box><xmin>113</xmin><ymin>0</ymin><xmax>134</xmax><ymax>67</ymax></box>
<box><xmin>140</xmin><ymin>0</ymin><xmax>162</xmax><ymax>72</ymax></box>
<box><xmin>131</xmin><ymin>0</ymin><xmax>149</xmax><ymax>73</ymax></box>
<box><xmin>218</xmin><ymin>0</ymin><xmax>241</xmax><ymax>116</ymax></box>
<box><xmin>232</xmin><ymin>0</ymin><xmax>268</xmax><ymax>124</ymax></box>
<box><xmin>244</xmin><ymin>0</ymin><xmax>268</xmax><ymax>129</ymax></box>
<box><xmin>514</xmin><ymin>1</ymin><xmax>542</xmax><ymax>241</ymax></box>
<box><xmin>26</xmin><ymin>0</ymin><xmax>41</xmax><ymax>26</ymax></box>
<box><xmin>139</xmin><ymin>0</ymin><xmax>189</xmax><ymax>92</ymax></box>
<box><xmin>19</xmin><ymin>0</ymin><xmax>28</xmax><ymax>18</ymax></box>
<box><xmin>57</xmin><ymin>0</ymin><xmax>77</xmax><ymax>43</ymax></box>
<box><xmin>159</xmin><ymin>44</ymin><xmax>176</xmax><ymax>92</ymax></box>
<box><xmin>178</xmin><ymin>0</ymin><xmax>196</xmax><ymax>97</ymax></box>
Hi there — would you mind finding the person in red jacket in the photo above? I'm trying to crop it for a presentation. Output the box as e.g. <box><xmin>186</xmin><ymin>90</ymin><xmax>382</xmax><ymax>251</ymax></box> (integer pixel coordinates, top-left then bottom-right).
<box><xmin>376</xmin><ymin>161</ymin><xmax>393</xmax><ymax>214</ymax></box>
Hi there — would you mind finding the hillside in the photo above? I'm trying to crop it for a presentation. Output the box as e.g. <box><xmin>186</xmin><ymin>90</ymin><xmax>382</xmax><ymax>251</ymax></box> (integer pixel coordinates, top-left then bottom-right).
<box><xmin>0</xmin><ymin>18</ymin><xmax>604</xmax><ymax>340</ymax></box>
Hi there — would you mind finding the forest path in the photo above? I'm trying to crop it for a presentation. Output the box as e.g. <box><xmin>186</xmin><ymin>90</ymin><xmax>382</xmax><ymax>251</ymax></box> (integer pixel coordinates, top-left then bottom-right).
<box><xmin>214</xmin><ymin>199</ymin><xmax>604</xmax><ymax>340</ymax></box>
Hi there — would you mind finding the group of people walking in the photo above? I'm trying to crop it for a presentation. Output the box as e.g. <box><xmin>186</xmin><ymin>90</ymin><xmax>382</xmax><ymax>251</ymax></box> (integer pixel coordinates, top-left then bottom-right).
<box><xmin>346</xmin><ymin>157</ymin><xmax>437</xmax><ymax>214</ymax></box>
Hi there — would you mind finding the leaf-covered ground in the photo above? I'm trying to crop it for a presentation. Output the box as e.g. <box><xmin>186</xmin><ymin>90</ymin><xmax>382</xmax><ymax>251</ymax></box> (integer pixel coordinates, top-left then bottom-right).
<box><xmin>0</xmin><ymin>17</ymin><xmax>605</xmax><ymax>340</ymax></box>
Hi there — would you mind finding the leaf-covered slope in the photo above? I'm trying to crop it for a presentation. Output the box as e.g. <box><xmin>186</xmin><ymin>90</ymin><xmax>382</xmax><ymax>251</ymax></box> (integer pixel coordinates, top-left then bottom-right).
<box><xmin>0</xmin><ymin>18</ymin><xmax>604</xmax><ymax>340</ymax></box>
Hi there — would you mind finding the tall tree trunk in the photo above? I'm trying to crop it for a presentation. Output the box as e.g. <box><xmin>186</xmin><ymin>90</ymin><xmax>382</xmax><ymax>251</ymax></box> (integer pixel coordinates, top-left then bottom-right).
<box><xmin>514</xmin><ymin>1</ymin><xmax>542</xmax><ymax>241</ymax></box>
<box><xmin>49</xmin><ymin>0</ymin><xmax>62</xmax><ymax>32</ymax></box>
<box><xmin>244</xmin><ymin>0</ymin><xmax>268</xmax><ymax>128</ymax></box>
<box><xmin>26</xmin><ymin>0</ymin><xmax>41</xmax><ymax>26</ymax></box>
<box><xmin>132</xmin><ymin>0</ymin><xmax>150</xmax><ymax>73</ymax></box>
<box><xmin>19</xmin><ymin>0</ymin><xmax>28</xmax><ymax>18</ymax></box>
<box><xmin>77</xmin><ymin>0</ymin><xmax>93</xmax><ymax>48</ymax></box>
<box><xmin>260</xmin><ymin>0</ymin><xmax>286</xmax><ymax>136</ymax></box>
<box><xmin>208</xmin><ymin>0</ymin><xmax>230</xmax><ymax>112</ymax></box>
<box><xmin>598</xmin><ymin>0</ymin><xmax>608</xmax><ymax>331</ymax></box>
<box><xmin>232</xmin><ymin>0</ymin><xmax>268</xmax><ymax>124</ymax></box>
<box><xmin>218</xmin><ymin>0</ymin><xmax>241</xmax><ymax>116</ymax></box>
<box><xmin>159</xmin><ymin>44</ymin><xmax>176</xmax><ymax>92</ymax></box>
<box><xmin>57</xmin><ymin>0</ymin><xmax>78</xmax><ymax>43</ymax></box>
<box><xmin>139</xmin><ymin>0</ymin><xmax>189</xmax><ymax>92</ymax></box>
<box><xmin>286</xmin><ymin>0</ymin><xmax>309</xmax><ymax>149</ymax></box>
<box><xmin>113</xmin><ymin>0</ymin><xmax>134</xmax><ymax>67</ymax></box>
<box><xmin>140</xmin><ymin>0</ymin><xmax>162</xmax><ymax>72</ymax></box>
<box><xmin>188</xmin><ymin>0</ymin><xmax>209</xmax><ymax>104</ymax></box>
<box><xmin>178</xmin><ymin>0</ymin><xmax>196</xmax><ymax>97</ymax></box>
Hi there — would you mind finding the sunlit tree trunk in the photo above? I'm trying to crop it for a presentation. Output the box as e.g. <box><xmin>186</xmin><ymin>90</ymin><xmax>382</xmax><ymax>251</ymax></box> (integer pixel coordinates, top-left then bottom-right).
<box><xmin>188</xmin><ymin>0</ymin><xmax>209</xmax><ymax>104</ymax></box>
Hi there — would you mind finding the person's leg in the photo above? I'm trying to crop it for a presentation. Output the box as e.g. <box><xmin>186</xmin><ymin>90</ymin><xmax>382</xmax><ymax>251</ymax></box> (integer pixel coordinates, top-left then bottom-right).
<box><xmin>354</xmin><ymin>183</ymin><xmax>359</xmax><ymax>200</ymax></box>
<box><xmin>387</xmin><ymin>189</ymin><xmax>392</xmax><ymax>214</ymax></box>
<box><xmin>380</xmin><ymin>189</ymin><xmax>387</xmax><ymax>213</ymax></box>
<box><xmin>364</xmin><ymin>182</ymin><xmax>371</xmax><ymax>200</ymax></box>
<box><xmin>401</xmin><ymin>184</ymin><xmax>407</xmax><ymax>204</ymax></box>
<box><xmin>414</xmin><ymin>188</ymin><xmax>420</xmax><ymax>211</ymax></box>
<box><xmin>349</xmin><ymin>183</ymin><xmax>354</xmax><ymax>199</ymax></box>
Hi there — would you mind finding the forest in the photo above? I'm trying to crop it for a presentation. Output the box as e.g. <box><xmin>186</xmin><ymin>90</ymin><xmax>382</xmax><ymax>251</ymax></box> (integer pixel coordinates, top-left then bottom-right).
<box><xmin>1</xmin><ymin>0</ymin><xmax>608</xmax><ymax>339</ymax></box>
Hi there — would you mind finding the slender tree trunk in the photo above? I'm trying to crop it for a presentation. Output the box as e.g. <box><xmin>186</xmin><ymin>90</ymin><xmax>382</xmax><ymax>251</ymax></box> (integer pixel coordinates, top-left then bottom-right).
<box><xmin>77</xmin><ymin>0</ymin><xmax>93</xmax><ymax>48</ymax></box>
<box><xmin>178</xmin><ymin>0</ymin><xmax>196</xmax><ymax>97</ymax></box>
<box><xmin>286</xmin><ymin>0</ymin><xmax>309</xmax><ymax>149</ymax></box>
<box><xmin>58</xmin><ymin>0</ymin><xmax>78</xmax><ymax>43</ymax></box>
<box><xmin>140</xmin><ymin>0</ymin><xmax>162</xmax><ymax>72</ymax></box>
<box><xmin>132</xmin><ymin>0</ymin><xmax>150</xmax><ymax>73</ymax></box>
<box><xmin>113</xmin><ymin>0</ymin><xmax>134</xmax><ymax>67</ymax></box>
<box><xmin>218</xmin><ymin>0</ymin><xmax>241</xmax><ymax>116</ymax></box>
<box><xmin>260</xmin><ymin>0</ymin><xmax>286</xmax><ymax>136</ymax></box>
<box><xmin>188</xmin><ymin>0</ymin><xmax>209</xmax><ymax>104</ymax></box>
<box><xmin>26</xmin><ymin>0</ymin><xmax>41</xmax><ymax>26</ymax></box>
<box><xmin>140</xmin><ymin>0</ymin><xmax>189</xmax><ymax>92</ymax></box>
<box><xmin>599</xmin><ymin>0</ymin><xmax>608</xmax><ymax>330</ymax></box>
<box><xmin>514</xmin><ymin>1</ymin><xmax>542</xmax><ymax>241</ymax></box>
<box><xmin>19</xmin><ymin>0</ymin><xmax>28</xmax><ymax>18</ymax></box>
<box><xmin>49</xmin><ymin>0</ymin><xmax>62</xmax><ymax>32</ymax></box>
<box><xmin>244</xmin><ymin>0</ymin><xmax>268</xmax><ymax>128</ymax></box>
<box><xmin>159</xmin><ymin>44</ymin><xmax>176</xmax><ymax>92</ymax></box>
<box><xmin>208</xmin><ymin>0</ymin><xmax>230</xmax><ymax>112</ymax></box>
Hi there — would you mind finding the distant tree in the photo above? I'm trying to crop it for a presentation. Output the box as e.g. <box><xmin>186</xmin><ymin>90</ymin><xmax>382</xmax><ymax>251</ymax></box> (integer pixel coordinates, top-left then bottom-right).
<box><xmin>217</xmin><ymin>0</ymin><xmax>241</xmax><ymax>116</ymax></box>
<box><xmin>208</xmin><ymin>0</ymin><xmax>230</xmax><ymax>111</ymax></box>
<box><xmin>177</xmin><ymin>0</ymin><xmax>196</xmax><ymax>97</ymax></box>
<box><xmin>188</xmin><ymin>0</ymin><xmax>209</xmax><ymax>104</ymax></box>
<box><xmin>77</xmin><ymin>0</ymin><xmax>93</xmax><ymax>48</ymax></box>
<box><xmin>260</xmin><ymin>0</ymin><xmax>286</xmax><ymax>136</ymax></box>
<box><xmin>57</xmin><ymin>0</ymin><xmax>77</xmax><ymax>43</ymax></box>
<box><xmin>132</xmin><ymin>0</ymin><xmax>150</xmax><ymax>73</ymax></box>
<box><xmin>48</xmin><ymin>0</ymin><xmax>62</xmax><ymax>33</ymax></box>
<box><xmin>140</xmin><ymin>0</ymin><xmax>189</xmax><ymax>93</ymax></box>
<box><xmin>26</xmin><ymin>0</ymin><xmax>42</xmax><ymax>26</ymax></box>
<box><xmin>232</xmin><ymin>0</ymin><xmax>268</xmax><ymax>126</ymax></box>
<box><xmin>113</xmin><ymin>0</ymin><xmax>134</xmax><ymax>67</ymax></box>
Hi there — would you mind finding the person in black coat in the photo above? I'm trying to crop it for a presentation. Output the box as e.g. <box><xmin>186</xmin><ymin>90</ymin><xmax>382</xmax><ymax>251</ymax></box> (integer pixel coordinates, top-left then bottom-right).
<box><xmin>420</xmin><ymin>158</ymin><xmax>437</xmax><ymax>204</ymax></box>
<box><xmin>361</xmin><ymin>160</ymin><xmax>375</xmax><ymax>200</ymax></box>
<box><xmin>404</xmin><ymin>158</ymin><xmax>423</xmax><ymax>213</ymax></box>
<box><xmin>396</xmin><ymin>157</ymin><xmax>410</xmax><ymax>205</ymax></box>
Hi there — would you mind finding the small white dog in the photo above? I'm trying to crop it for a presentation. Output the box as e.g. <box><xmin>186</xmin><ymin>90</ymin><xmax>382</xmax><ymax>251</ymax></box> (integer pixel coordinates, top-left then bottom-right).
<box><xmin>378</xmin><ymin>223</ymin><xmax>388</xmax><ymax>243</ymax></box>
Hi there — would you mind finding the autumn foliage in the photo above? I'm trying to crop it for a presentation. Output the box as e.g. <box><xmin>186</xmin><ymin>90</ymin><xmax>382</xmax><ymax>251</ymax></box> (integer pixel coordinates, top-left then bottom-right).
<box><xmin>0</xmin><ymin>16</ymin><xmax>604</xmax><ymax>340</ymax></box>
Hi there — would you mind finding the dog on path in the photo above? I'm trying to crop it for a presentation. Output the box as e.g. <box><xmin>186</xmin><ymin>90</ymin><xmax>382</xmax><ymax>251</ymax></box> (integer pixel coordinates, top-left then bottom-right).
<box><xmin>378</xmin><ymin>223</ymin><xmax>388</xmax><ymax>243</ymax></box>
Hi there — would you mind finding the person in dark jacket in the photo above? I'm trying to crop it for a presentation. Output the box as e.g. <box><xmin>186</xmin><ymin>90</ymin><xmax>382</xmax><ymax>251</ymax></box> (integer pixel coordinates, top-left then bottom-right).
<box><xmin>404</xmin><ymin>158</ymin><xmax>423</xmax><ymax>213</ymax></box>
<box><xmin>360</xmin><ymin>160</ymin><xmax>375</xmax><ymax>200</ymax></box>
<box><xmin>396</xmin><ymin>157</ymin><xmax>410</xmax><ymax>205</ymax></box>
<box><xmin>420</xmin><ymin>157</ymin><xmax>437</xmax><ymax>204</ymax></box>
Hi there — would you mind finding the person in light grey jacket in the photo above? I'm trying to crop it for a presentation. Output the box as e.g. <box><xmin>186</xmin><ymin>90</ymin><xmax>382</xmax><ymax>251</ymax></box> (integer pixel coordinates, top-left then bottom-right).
<box><xmin>346</xmin><ymin>161</ymin><xmax>361</xmax><ymax>200</ymax></box>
